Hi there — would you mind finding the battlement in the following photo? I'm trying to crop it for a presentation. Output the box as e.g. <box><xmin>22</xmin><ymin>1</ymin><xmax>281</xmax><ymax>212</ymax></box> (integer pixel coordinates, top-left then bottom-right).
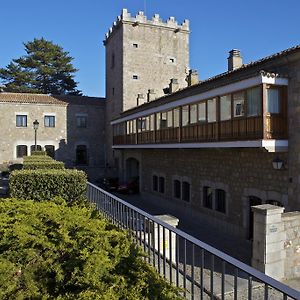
<box><xmin>105</xmin><ymin>8</ymin><xmax>189</xmax><ymax>41</ymax></box>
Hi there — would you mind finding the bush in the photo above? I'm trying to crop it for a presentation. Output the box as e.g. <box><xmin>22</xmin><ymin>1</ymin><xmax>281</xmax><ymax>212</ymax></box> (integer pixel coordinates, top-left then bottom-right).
<box><xmin>23</xmin><ymin>161</ymin><xmax>65</xmax><ymax>170</ymax></box>
<box><xmin>0</xmin><ymin>199</ymin><xmax>181</xmax><ymax>299</ymax></box>
<box><xmin>9</xmin><ymin>169</ymin><xmax>87</xmax><ymax>205</ymax></box>
<box><xmin>31</xmin><ymin>150</ymin><xmax>47</xmax><ymax>156</ymax></box>
<box><xmin>23</xmin><ymin>155</ymin><xmax>53</xmax><ymax>162</ymax></box>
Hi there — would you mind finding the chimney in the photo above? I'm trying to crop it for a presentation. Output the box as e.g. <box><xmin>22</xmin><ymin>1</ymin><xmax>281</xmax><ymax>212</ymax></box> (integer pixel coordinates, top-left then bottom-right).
<box><xmin>169</xmin><ymin>78</ymin><xmax>179</xmax><ymax>94</ymax></box>
<box><xmin>228</xmin><ymin>49</ymin><xmax>243</xmax><ymax>71</ymax></box>
<box><xmin>187</xmin><ymin>69</ymin><xmax>199</xmax><ymax>86</ymax></box>
<box><xmin>147</xmin><ymin>89</ymin><xmax>156</xmax><ymax>102</ymax></box>
<box><xmin>137</xmin><ymin>93</ymin><xmax>145</xmax><ymax>106</ymax></box>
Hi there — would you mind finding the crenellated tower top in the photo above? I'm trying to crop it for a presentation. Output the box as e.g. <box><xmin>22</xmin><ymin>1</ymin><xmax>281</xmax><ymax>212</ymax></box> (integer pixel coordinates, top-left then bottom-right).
<box><xmin>104</xmin><ymin>8</ymin><xmax>190</xmax><ymax>43</ymax></box>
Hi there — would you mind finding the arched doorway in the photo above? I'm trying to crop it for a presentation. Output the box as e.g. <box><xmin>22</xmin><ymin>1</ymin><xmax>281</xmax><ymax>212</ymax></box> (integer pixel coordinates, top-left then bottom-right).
<box><xmin>125</xmin><ymin>158</ymin><xmax>140</xmax><ymax>193</ymax></box>
<box><xmin>126</xmin><ymin>158</ymin><xmax>139</xmax><ymax>180</ymax></box>
<box><xmin>248</xmin><ymin>196</ymin><xmax>262</xmax><ymax>240</ymax></box>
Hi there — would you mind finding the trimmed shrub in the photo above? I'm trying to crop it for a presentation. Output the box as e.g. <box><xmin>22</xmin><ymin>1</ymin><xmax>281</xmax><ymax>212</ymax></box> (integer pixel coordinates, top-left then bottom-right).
<box><xmin>0</xmin><ymin>199</ymin><xmax>182</xmax><ymax>299</ymax></box>
<box><xmin>31</xmin><ymin>150</ymin><xmax>47</xmax><ymax>156</ymax></box>
<box><xmin>9</xmin><ymin>169</ymin><xmax>87</xmax><ymax>205</ymax></box>
<box><xmin>23</xmin><ymin>155</ymin><xmax>53</xmax><ymax>162</ymax></box>
<box><xmin>23</xmin><ymin>161</ymin><xmax>65</xmax><ymax>170</ymax></box>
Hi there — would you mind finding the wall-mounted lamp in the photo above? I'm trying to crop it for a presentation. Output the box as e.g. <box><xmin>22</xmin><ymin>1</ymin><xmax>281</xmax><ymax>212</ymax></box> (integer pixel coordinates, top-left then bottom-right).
<box><xmin>272</xmin><ymin>157</ymin><xmax>284</xmax><ymax>170</ymax></box>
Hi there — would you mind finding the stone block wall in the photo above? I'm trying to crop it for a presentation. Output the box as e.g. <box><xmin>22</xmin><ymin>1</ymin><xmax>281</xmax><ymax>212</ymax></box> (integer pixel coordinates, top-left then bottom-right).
<box><xmin>252</xmin><ymin>205</ymin><xmax>300</xmax><ymax>280</ymax></box>
<box><xmin>121</xmin><ymin>148</ymin><xmax>289</xmax><ymax>239</ymax></box>
<box><xmin>282</xmin><ymin>211</ymin><xmax>300</xmax><ymax>279</ymax></box>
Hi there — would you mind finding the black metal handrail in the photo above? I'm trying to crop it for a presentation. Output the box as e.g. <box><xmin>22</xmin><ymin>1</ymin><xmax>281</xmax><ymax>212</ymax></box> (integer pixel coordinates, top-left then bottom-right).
<box><xmin>87</xmin><ymin>182</ymin><xmax>300</xmax><ymax>300</ymax></box>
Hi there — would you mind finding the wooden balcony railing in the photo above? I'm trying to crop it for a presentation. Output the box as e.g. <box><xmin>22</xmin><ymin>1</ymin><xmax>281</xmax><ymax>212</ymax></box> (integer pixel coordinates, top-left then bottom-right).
<box><xmin>113</xmin><ymin>114</ymin><xmax>287</xmax><ymax>146</ymax></box>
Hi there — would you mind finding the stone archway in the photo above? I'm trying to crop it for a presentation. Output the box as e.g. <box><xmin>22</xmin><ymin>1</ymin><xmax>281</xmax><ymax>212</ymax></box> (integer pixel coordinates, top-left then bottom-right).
<box><xmin>125</xmin><ymin>157</ymin><xmax>139</xmax><ymax>181</ymax></box>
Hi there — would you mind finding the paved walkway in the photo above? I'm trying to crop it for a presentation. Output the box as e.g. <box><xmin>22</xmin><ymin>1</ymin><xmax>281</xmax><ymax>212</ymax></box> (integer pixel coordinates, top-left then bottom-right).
<box><xmin>109</xmin><ymin>190</ymin><xmax>300</xmax><ymax>295</ymax></box>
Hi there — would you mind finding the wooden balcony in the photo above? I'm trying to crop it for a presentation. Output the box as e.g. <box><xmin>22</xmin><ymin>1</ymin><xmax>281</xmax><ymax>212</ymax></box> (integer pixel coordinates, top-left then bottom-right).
<box><xmin>113</xmin><ymin>114</ymin><xmax>287</xmax><ymax>147</ymax></box>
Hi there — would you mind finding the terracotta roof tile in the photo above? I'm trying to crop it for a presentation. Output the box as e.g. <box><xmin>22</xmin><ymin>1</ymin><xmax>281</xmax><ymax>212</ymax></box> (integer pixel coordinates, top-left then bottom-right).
<box><xmin>0</xmin><ymin>93</ymin><xmax>105</xmax><ymax>106</ymax></box>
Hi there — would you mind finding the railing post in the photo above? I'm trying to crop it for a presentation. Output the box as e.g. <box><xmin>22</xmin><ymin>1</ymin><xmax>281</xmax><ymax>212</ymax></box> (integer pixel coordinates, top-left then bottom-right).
<box><xmin>251</xmin><ymin>204</ymin><xmax>285</xmax><ymax>281</ymax></box>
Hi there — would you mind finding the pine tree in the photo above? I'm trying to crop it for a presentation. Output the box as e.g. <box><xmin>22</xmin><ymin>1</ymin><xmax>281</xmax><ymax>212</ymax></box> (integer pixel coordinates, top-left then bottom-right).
<box><xmin>0</xmin><ymin>38</ymin><xmax>81</xmax><ymax>95</ymax></box>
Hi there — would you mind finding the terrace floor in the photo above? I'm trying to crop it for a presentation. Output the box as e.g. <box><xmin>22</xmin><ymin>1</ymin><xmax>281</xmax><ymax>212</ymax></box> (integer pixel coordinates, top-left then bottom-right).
<box><xmin>106</xmin><ymin>190</ymin><xmax>300</xmax><ymax>293</ymax></box>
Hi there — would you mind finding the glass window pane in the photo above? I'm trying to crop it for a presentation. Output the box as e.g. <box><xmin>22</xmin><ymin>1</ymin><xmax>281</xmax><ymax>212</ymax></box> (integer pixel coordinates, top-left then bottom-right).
<box><xmin>44</xmin><ymin>116</ymin><xmax>55</xmax><ymax>127</ymax></box>
<box><xmin>207</xmin><ymin>98</ymin><xmax>216</xmax><ymax>123</ymax></box>
<box><xmin>16</xmin><ymin>115</ymin><xmax>27</xmax><ymax>127</ymax></box>
<box><xmin>132</xmin><ymin>120</ymin><xmax>136</xmax><ymax>133</ymax></box>
<box><xmin>174</xmin><ymin>108</ymin><xmax>180</xmax><ymax>127</ymax></box>
<box><xmin>220</xmin><ymin>95</ymin><xmax>231</xmax><ymax>121</ymax></box>
<box><xmin>161</xmin><ymin>112</ymin><xmax>167</xmax><ymax>129</ymax></box>
<box><xmin>190</xmin><ymin>104</ymin><xmax>197</xmax><ymax>124</ymax></box>
<box><xmin>233</xmin><ymin>92</ymin><xmax>245</xmax><ymax>117</ymax></box>
<box><xmin>167</xmin><ymin>110</ymin><xmax>173</xmax><ymax>128</ymax></box>
<box><xmin>198</xmin><ymin>102</ymin><xmax>206</xmax><ymax>122</ymax></box>
<box><xmin>267</xmin><ymin>89</ymin><xmax>280</xmax><ymax>113</ymax></box>
<box><xmin>247</xmin><ymin>87</ymin><xmax>261</xmax><ymax>116</ymax></box>
<box><xmin>182</xmin><ymin>105</ymin><xmax>189</xmax><ymax>126</ymax></box>
<box><xmin>150</xmin><ymin>115</ymin><xmax>155</xmax><ymax>131</ymax></box>
<box><xmin>156</xmin><ymin>113</ymin><xmax>161</xmax><ymax>129</ymax></box>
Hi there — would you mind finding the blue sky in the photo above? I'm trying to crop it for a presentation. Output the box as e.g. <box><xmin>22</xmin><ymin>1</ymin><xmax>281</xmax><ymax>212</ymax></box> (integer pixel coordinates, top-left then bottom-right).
<box><xmin>1</xmin><ymin>0</ymin><xmax>299</xmax><ymax>97</ymax></box>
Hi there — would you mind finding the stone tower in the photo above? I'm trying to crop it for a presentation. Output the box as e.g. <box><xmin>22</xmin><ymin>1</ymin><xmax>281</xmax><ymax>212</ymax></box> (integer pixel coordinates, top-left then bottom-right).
<box><xmin>105</xmin><ymin>8</ymin><xmax>190</xmax><ymax>118</ymax></box>
<box><xmin>104</xmin><ymin>8</ymin><xmax>190</xmax><ymax>172</ymax></box>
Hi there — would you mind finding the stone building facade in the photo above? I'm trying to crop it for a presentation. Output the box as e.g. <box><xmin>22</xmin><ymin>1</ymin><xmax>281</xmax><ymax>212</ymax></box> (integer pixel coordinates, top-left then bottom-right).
<box><xmin>111</xmin><ymin>43</ymin><xmax>300</xmax><ymax>243</ymax></box>
<box><xmin>0</xmin><ymin>93</ymin><xmax>105</xmax><ymax>179</ymax></box>
<box><xmin>104</xmin><ymin>9</ymin><xmax>190</xmax><ymax>169</ymax></box>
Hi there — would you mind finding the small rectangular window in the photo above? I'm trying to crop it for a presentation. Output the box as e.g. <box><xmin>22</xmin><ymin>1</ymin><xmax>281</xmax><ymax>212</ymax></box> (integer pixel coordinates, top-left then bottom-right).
<box><xmin>215</xmin><ymin>189</ymin><xmax>226</xmax><ymax>213</ymax></box>
<box><xmin>153</xmin><ymin>175</ymin><xmax>158</xmax><ymax>192</ymax></box>
<box><xmin>133</xmin><ymin>75</ymin><xmax>138</xmax><ymax>80</ymax></box>
<box><xmin>203</xmin><ymin>186</ymin><xmax>213</xmax><ymax>209</ymax></box>
<box><xmin>159</xmin><ymin>177</ymin><xmax>165</xmax><ymax>194</ymax></box>
<box><xmin>111</xmin><ymin>53</ymin><xmax>115</xmax><ymax>69</ymax></box>
<box><xmin>182</xmin><ymin>181</ymin><xmax>190</xmax><ymax>202</ymax></box>
<box><xmin>44</xmin><ymin>116</ymin><xmax>55</xmax><ymax>127</ymax></box>
<box><xmin>16</xmin><ymin>115</ymin><xmax>27</xmax><ymax>127</ymax></box>
<box><xmin>174</xmin><ymin>180</ymin><xmax>181</xmax><ymax>199</ymax></box>
<box><xmin>76</xmin><ymin>116</ymin><xmax>87</xmax><ymax>128</ymax></box>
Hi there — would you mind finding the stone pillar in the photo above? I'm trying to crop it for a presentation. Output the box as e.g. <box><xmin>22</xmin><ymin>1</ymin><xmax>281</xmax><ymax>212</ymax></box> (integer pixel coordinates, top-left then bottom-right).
<box><xmin>153</xmin><ymin>215</ymin><xmax>179</xmax><ymax>263</ymax></box>
<box><xmin>251</xmin><ymin>204</ymin><xmax>285</xmax><ymax>280</ymax></box>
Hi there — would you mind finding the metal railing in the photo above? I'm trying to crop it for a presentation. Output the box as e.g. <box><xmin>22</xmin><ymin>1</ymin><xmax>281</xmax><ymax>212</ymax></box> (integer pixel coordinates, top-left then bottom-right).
<box><xmin>87</xmin><ymin>182</ymin><xmax>300</xmax><ymax>300</ymax></box>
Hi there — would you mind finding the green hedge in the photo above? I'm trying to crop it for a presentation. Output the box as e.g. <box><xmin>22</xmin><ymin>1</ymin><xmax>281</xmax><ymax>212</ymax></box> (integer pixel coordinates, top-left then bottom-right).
<box><xmin>31</xmin><ymin>150</ymin><xmax>47</xmax><ymax>156</ymax></box>
<box><xmin>0</xmin><ymin>199</ymin><xmax>181</xmax><ymax>299</ymax></box>
<box><xmin>9</xmin><ymin>169</ymin><xmax>87</xmax><ymax>205</ymax></box>
<box><xmin>23</xmin><ymin>161</ymin><xmax>65</xmax><ymax>170</ymax></box>
<box><xmin>23</xmin><ymin>155</ymin><xmax>53</xmax><ymax>162</ymax></box>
